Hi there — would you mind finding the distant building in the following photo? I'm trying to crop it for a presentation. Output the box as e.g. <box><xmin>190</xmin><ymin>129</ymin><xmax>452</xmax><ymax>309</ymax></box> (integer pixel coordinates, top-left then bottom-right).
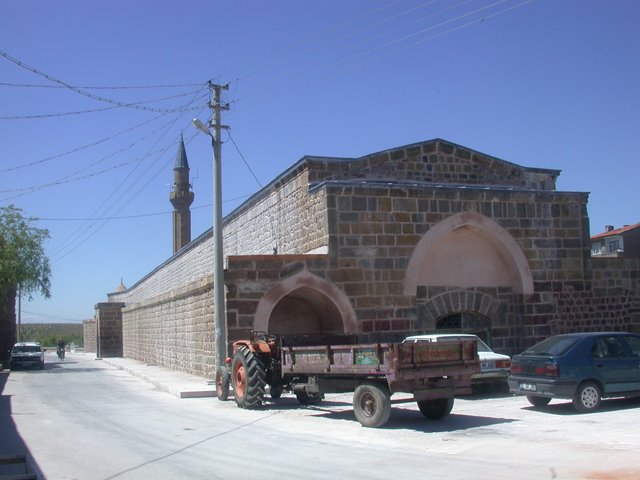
<box><xmin>591</xmin><ymin>223</ymin><xmax>640</xmax><ymax>257</ymax></box>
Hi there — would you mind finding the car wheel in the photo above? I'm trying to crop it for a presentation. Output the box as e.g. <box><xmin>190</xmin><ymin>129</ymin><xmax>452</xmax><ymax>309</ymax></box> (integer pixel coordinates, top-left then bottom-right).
<box><xmin>573</xmin><ymin>381</ymin><xmax>601</xmax><ymax>413</ymax></box>
<box><xmin>527</xmin><ymin>395</ymin><xmax>551</xmax><ymax>407</ymax></box>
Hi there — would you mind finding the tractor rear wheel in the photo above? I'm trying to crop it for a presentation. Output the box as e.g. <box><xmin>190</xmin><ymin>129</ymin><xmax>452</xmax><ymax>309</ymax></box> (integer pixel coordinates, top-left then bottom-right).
<box><xmin>232</xmin><ymin>346</ymin><xmax>266</xmax><ymax>409</ymax></box>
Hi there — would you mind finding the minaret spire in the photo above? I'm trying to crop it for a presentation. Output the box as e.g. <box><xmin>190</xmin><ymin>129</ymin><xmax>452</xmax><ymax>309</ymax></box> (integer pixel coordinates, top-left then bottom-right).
<box><xmin>170</xmin><ymin>134</ymin><xmax>194</xmax><ymax>254</ymax></box>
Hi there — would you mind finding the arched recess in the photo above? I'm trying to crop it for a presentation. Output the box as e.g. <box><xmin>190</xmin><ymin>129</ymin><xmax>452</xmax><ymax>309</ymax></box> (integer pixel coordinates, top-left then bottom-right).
<box><xmin>253</xmin><ymin>270</ymin><xmax>357</xmax><ymax>335</ymax></box>
<box><xmin>404</xmin><ymin>212</ymin><xmax>534</xmax><ymax>297</ymax></box>
<box><xmin>436</xmin><ymin>313</ymin><xmax>493</xmax><ymax>344</ymax></box>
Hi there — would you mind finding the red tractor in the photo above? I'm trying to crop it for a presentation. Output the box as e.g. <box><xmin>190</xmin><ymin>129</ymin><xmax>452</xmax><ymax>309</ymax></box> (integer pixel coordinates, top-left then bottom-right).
<box><xmin>215</xmin><ymin>332</ymin><xmax>323</xmax><ymax>408</ymax></box>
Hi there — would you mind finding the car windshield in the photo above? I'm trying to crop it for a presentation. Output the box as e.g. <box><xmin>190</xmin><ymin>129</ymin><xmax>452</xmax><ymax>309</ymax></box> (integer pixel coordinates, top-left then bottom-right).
<box><xmin>521</xmin><ymin>336</ymin><xmax>580</xmax><ymax>356</ymax></box>
<box><xmin>13</xmin><ymin>345</ymin><xmax>41</xmax><ymax>353</ymax></box>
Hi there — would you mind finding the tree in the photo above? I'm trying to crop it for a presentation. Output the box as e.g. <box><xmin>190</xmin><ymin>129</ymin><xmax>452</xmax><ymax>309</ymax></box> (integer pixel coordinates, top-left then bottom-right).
<box><xmin>0</xmin><ymin>205</ymin><xmax>51</xmax><ymax>365</ymax></box>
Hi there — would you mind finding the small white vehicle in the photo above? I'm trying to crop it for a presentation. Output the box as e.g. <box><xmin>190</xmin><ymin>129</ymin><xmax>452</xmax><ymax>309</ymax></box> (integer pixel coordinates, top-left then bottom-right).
<box><xmin>403</xmin><ymin>334</ymin><xmax>511</xmax><ymax>385</ymax></box>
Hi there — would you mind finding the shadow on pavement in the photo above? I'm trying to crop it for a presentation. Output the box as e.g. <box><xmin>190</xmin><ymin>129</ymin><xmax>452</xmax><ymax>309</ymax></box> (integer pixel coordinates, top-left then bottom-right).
<box><xmin>225</xmin><ymin>393</ymin><xmax>519</xmax><ymax>432</ymax></box>
<box><xmin>306</xmin><ymin>403</ymin><xmax>518</xmax><ymax>432</ymax></box>
<box><xmin>520</xmin><ymin>395</ymin><xmax>640</xmax><ymax>416</ymax></box>
<box><xmin>0</xmin><ymin>370</ymin><xmax>43</xmax><ymax>478</ymax></box>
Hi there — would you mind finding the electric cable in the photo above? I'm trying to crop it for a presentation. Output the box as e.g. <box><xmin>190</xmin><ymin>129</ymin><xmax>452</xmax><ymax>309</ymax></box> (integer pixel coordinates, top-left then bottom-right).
<box><xmin>0</xmin><ymin>112</ymin><xmax>171</xmax><ymax>173</ymax></box>
<box><xmin>0</xmin><ymin>49</ymin><xmax>208</xmax><ymax>113</ymax></box>
<box><xmin>0</xmin><ymin>86</ymin><xmax>207</xmax><ymax>120</ymax></box>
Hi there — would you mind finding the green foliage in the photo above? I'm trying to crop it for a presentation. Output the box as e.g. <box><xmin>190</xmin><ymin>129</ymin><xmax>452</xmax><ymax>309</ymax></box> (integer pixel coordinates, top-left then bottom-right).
<box><xmin>0</xmin><ymin>205</ymin><xmax>51</xmax><ymax>299</ymax></box>
<box><xmin>18</xmin><ymin>323</ymin><xmax>84</xmax><ymax>348</ymax></box>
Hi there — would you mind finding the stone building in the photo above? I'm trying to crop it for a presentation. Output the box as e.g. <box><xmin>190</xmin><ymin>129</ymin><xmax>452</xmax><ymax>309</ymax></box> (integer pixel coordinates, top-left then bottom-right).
<box><xmin>93</xmin><ymin>138</ymin><xmax>640</xmax><ymax>379</ymax></box>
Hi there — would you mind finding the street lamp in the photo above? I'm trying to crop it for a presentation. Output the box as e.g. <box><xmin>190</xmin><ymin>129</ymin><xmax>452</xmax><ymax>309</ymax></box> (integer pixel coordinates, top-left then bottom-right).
<box><xmin>192</xmin><ymin>112</ymin><xmax>227</xmax><ymax>376</ymax></box>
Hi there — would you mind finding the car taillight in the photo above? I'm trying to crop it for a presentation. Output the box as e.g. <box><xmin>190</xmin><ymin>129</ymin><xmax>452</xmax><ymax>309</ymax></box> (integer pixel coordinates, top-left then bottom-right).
<box><xmin>535</xmin><ymin>364</ymin><xmax>559</xmax><ymax>376</ymax></box>
<box><xmin>511</xmin><ymin>364</ymin><xmax>523</xmax><ymax>374</ymax></box>
<box><xmin>496</xmin><ymin>359</ymin><xmax>511</xmax><ymax>369</ymax></box>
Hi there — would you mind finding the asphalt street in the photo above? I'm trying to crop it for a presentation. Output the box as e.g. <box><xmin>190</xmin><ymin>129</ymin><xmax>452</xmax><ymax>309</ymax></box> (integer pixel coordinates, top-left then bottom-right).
<box><xmin>2</xmin><ymin>352</ymin><xmax>639</xmax><ymax>480</ymax></box>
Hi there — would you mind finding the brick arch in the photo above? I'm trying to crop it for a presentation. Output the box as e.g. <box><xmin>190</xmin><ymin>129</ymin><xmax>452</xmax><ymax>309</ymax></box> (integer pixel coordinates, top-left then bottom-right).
<box><xmin>404</xmin><ymin>212</ymin><xmax>533</xmax><ymax>296</ymax></box>
<box><xmin>421</xmin><ymin>289</ymin><xmax>502</xmax><ymax>327</ymax></box>
<box><xmin>253</xmin><ymin>270</ymin><xmax>357</xmax><ymax>335</ymax></box>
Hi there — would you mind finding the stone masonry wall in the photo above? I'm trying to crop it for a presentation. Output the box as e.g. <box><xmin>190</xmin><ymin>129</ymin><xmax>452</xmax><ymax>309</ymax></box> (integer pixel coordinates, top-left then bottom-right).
<box><xmin>224</xmin><ymin>168</ymin><xmax>328</xmax><ymax>256</ymax></box>
<box><xmin>122</xmin><ymin>276</ymin><xmax>215</xmax><ymax>378</ymax></box>
<box><xmin>109</xmin><ymin>169</ymin><xmax>327</xmax><ymax>307</ymax></box>
<box><xmin>307</xmin><ymin>140</ymin><xmax>558</xmax><ymax>191</ymax></box>
<box><xmin>83</xmin><ymin>319</ymin><xmax>96</xmax><ymax>354</ymax></box>
<box><xmin>550</xmin><ymin>257</ymin><xmax>640</xmax><ymax>335</ymax></box>
<box><xmin>324</xmin><ymin>182</ymin><xmax>590</xmax><ymax>350</ymax></box>
<box><xmin>103</xmin><ymin>139</ymin><xmax>638</xmax><ymax>375</ymax></box>
<box><xmin>95</xmin><ymin>302</ymin><xmax>123</xmax><ymax>357</ymax></box>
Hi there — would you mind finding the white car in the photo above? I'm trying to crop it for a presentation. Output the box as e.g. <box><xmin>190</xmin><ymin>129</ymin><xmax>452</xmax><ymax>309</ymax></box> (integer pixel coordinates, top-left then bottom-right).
<box><xmin>403</xmin><ymin>334</ymin><xmax>511</xmax><ymax>384</ymax></box>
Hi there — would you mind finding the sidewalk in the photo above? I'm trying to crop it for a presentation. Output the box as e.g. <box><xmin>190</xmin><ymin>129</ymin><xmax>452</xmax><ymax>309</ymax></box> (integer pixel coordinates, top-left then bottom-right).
<box><xmin>99</xmin><ymin>356</ymin><xmax>215</xmax><ymax>399</ymax></box>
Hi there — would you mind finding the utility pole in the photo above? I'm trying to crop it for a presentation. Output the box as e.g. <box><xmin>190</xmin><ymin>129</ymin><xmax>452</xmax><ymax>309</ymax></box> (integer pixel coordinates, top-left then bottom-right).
<box><xmin>193</xmin><ymin>81</ymin><xmax>229</xmax><ymax>374</ymax></box>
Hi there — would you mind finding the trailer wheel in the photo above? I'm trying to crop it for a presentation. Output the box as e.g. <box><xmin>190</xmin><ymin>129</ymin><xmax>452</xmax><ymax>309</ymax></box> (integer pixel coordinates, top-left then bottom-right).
<box><xmin>215</xmin><ymin>366</ymin><xmax>230</xmax><ymax>401</ymax></box>
<box><xmin>417</xmin><ymin>397</ymin><xmax>454</xmax><ymax>420</ymax></box>
<box><xmin>353</xmin><ymin>383</ymin><xmax>391</xmax><ymax>428</ymax></box>
<box><xmin>232</xmin><ymin>346</ymin><xmax>266</xmax><ymax>409</ymax></box>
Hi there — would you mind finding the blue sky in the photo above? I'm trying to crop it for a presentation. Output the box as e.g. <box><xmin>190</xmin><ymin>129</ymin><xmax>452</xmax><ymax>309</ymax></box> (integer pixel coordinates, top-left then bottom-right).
<box><xmin>1</xmin><ymin>0</ymin><xmax>638</xmax><ymax>324</ymax></box>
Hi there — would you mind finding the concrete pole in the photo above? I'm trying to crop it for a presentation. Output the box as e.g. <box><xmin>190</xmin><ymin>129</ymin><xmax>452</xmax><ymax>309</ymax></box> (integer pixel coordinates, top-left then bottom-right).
<box><xmin>206</xmin><ymin>82</ymin><xmax>229</xmax><ymax>371</ymax></box>
<box><xmin>212</xmin><ymin>85</ymin><xmax>226</xmax><ymax>370</ymax></box>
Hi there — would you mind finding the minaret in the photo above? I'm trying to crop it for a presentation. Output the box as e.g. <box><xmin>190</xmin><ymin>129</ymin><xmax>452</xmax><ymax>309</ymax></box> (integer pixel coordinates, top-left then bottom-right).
<box><xmin>170</xmin><ymin>134</ymin><xmax>194</xmax><ymax>254</ymax></box>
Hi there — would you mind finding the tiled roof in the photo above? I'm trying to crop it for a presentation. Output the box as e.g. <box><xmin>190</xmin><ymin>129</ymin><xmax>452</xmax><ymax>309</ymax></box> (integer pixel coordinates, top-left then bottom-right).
<box><xmin>591</xmin><ymin>223</ymin><xmax>640</xmax><ymax>240</ymax></box>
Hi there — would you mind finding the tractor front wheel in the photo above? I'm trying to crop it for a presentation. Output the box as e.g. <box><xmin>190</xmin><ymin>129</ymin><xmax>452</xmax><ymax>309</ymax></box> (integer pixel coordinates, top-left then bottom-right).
<box><xmin>215</xmin><ymin>367</ymin><xmax>230</xmax><ymax>401</ymax></box>
<box><xmin>232</xmin><ymin>346</ymin><xmax>266</xmax><ymax>409</ymax></box>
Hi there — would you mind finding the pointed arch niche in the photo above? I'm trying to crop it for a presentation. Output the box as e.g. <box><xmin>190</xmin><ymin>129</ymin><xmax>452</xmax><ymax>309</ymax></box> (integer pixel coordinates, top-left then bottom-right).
<box><xmin>404</xmin><ymin>212</ymin><xmax>533</xmax><ymax>296</ymax></box>
<box><xmin>253</xmin><ymin>270</ymin><xmax>357</xmax><ymax>335</ymax></box>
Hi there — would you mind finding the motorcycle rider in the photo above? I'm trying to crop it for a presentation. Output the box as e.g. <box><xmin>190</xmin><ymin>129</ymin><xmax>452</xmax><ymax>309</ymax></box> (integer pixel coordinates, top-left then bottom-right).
<box><xmin>57</xmin><ymin>338</ymin><xmax>66</xmax><ymax>360</ymax></box>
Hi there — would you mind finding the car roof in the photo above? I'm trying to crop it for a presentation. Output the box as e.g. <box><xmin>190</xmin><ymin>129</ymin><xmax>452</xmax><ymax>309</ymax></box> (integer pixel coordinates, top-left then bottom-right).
<box><xmin>404</xmin><ymin>334</ymin><xmax>479</xmax><ymax>340</ymax></box>
<box><xmin>552</xmin><ymin>332</ymin><xmax>637</xmax><ymax>338</ymax></box>
<box><xmin>13</xmin><ymin>342</ymin><xmax>41</xmax><ymax>346</ymax></box>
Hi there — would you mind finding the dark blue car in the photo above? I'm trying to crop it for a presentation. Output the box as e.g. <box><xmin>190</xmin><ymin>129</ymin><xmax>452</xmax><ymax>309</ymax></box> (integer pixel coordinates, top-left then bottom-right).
<box><xmin>508</xmin><ymin>332</ymin><xmax>640</xmax><ymax>412</ymax></box>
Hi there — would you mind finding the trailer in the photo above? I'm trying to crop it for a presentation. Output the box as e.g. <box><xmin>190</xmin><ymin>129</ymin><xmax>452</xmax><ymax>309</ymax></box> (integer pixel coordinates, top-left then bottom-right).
<box><xmin>216</xmin><ymin>333</ymin><xmax>479</xmax><ymax>428</ymax></box>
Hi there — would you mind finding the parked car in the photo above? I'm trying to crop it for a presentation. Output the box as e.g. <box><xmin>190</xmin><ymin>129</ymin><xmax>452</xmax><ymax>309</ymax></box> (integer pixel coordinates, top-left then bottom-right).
<box><xmin>508</xmin><ymin>332</ymin><xmax>640</xmax><ymax>412</ymax></box>
<box><xmin>403</xmin><ymin>334</ymin><xmax>511</xmax><ymax>385</ymax></box>
<box><xmin>10</xmin><ymin>342</ymin><xmax>45</xmax><ymax>370</ymax></box>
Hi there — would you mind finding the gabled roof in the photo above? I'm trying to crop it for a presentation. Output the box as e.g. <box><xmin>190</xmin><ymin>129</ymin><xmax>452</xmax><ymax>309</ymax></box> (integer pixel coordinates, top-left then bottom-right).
<box><xmin>591</xmin><ymin>223</ymin><xmax>640</xmax><ymax>240</ymax></box>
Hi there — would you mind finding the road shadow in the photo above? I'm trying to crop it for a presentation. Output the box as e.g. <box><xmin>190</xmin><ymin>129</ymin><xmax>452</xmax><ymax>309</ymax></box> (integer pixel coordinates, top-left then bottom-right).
<box><xmin>519</xmin><ymin>395</ymin><xmax>640</xmax><ymax>416</ymax></box>
<box><xmin>255</xmin><ymin>393</ymin><xmax>518</xmax><ymax>432</ymax></box>
<box><xmin>0</xmin><ymin>370</ymin><xmax>44</xmax><ymax>478</ymax></box>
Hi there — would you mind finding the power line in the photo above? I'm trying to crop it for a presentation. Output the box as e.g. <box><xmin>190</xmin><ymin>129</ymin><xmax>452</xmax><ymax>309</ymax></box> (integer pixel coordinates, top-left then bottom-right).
<box><xmin>0</xmin><ymin>49</ymin><xmax>207</xmax><ymax>113</ymax></box>
<box><xmin>46</xmin><ymin>87</ymin><xmax>208</xmax><ymax>261</ymax></box>
<box><xmin>32</xmin><ymin>196</ymin><xmax>255</xmax><ymax>222</ymax></box>
<box><xmin>0</xmin><ymin>112</ymin><xmax>171</xmax><ymax>173</ymax></box>
<box><xmin>0</xmin><ymin>119</ymin><xmax>180</xmax><ymax>196</ymax></box>
<box><xmin>226</xmin><ymin>0</ymin><xmax>533</xmax><ymax>117</ymax></box>
<box><xmin>0</xmin><ymin>81</ymin><xmax>203</xmax><ymax>89</ymax></box>
<box><xmin>227</xmin><ymin>131</ymin><xmax>263</xmax><ymax>188</ymax></box>
<box><xmin>0</xmin><ymin>87</ymin><xmax>208</xmax><ymax>120</ymax></box>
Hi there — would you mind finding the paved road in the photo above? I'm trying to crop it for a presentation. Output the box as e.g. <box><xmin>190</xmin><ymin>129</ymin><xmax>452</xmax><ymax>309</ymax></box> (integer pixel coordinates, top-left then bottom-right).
<box><xmin>2</xmin><ymin>352</ymin><xmax>639</xmax><ymax>480</ymax></box>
